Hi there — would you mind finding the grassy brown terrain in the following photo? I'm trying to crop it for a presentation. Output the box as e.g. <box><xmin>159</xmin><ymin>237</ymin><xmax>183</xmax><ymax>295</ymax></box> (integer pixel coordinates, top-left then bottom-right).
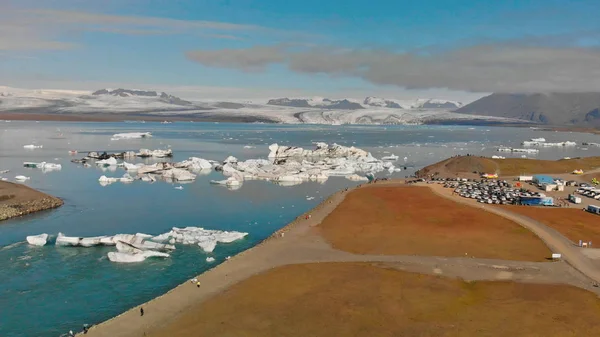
<box><xmin>0</xmin><ymin>181</ymin><xmax>63</xmax><ymax>221</ymax></box>
<box><xmin>417</xmin><ymin>155</ymin><xmax>600</xmax><ymax>178</ymax></box>
<box><xmin>149</xmin><ymin>263</ymin><xmax>600</xmax><ymax>337</ymax></box>
<box><xmin>500</xmin><ymin>206</ymin><xmax>600</xmax><ymax>244</ymax></box>
<box><xmin>318</xmin><ymin>186</ymin><xmax>549</xmax><ymax>261</ymax></box>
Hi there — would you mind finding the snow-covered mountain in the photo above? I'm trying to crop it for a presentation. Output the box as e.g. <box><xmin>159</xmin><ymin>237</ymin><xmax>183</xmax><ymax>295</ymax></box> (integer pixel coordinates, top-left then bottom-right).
<box><xmin>267</xmin><ymin>97</ymin><xmax>364</xmax><ymax>110</ymax></box>
<box><xmin>268</xmin><ymin>96</ymin><xmax>462</xmax><ymax>110</ymax></box>
<box><xmin>0</xmin><ymin>86</ymin><xmax>518</xmax><ymax>125</ymax></box>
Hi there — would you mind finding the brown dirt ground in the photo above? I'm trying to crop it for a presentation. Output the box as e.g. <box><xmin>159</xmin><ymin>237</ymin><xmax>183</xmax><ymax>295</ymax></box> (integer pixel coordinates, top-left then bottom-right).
<box><xmin>318</xmin><ymin>186</ymin><xmax>550</xmax><ymax>261</ymax></box>
<box><xmin>417</xmin><ymin>156</ymin><xmax>600</xmax><ymax>178</ymax></box>
<box><xmin>148</xmin><ymin>263</ymin><xmax>600</xmax><ymax>337</ymax></box>
<box><xmin>0</xmin><ymin>181</ymin><xmax>63</xmax><ymax>221</ymax></box>
<box><xmin>500</xmin><ymin>206</ymin><xmax>600</xmax><ymax>244</ymax></box>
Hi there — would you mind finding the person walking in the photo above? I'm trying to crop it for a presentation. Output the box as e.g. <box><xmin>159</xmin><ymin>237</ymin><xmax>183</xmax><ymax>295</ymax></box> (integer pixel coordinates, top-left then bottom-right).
<box><xmin>140</xmin><ymin>307</ymin><xmax>144</xmax><ymax>316</ymax></box>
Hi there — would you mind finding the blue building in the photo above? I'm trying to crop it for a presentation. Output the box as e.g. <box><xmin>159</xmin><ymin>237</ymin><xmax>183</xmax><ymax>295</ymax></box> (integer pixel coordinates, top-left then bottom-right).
<box><xmin>533</xmin><ymin>175</ymin><xmax>554</xmax><ymax>185</ymax></box>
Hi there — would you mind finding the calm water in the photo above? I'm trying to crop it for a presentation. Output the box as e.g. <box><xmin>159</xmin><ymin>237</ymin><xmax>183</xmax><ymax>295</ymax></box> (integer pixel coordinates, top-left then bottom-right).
<box><xmin>0</xmin><ymin>121</ymin><xmax>598</xmax><ymax>337</ymax></box>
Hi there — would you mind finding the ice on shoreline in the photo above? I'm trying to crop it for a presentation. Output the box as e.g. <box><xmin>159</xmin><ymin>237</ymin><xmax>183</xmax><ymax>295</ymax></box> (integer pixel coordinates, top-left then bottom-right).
<box><xmin>111</xmin><ymin>132</ymin><xmax>152</xmax><ymax>141</ymax></box>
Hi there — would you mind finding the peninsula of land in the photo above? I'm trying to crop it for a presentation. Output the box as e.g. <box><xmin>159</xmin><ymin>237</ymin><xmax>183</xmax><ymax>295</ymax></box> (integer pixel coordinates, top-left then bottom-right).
<box><xmin>0</xmin><ymin>181</ymin><xmax>63</xmax><ymax>222</ymax></box>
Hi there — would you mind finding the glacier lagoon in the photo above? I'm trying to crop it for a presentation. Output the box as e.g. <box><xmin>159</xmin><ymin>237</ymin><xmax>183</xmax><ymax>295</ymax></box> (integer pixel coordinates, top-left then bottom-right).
<box><xmin>1</xmin><ymin>121</ymin><xmax>599</xmax><ymax>337</ymax></box>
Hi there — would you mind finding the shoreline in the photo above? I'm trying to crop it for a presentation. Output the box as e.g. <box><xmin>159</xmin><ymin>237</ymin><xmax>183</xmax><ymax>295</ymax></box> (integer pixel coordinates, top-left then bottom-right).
<box><xmin>83</xmin><ymin>186</ymin><xmax>352</xmax><ymax>336</ymax></box>
<box><xmin>0</xmin><ymin>181</ymin><xmax>64</xmax><ymax>222</ymax></box>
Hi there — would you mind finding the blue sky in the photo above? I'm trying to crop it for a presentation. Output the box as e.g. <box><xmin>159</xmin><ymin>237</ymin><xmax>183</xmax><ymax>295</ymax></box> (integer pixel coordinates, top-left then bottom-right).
<box><xmin>2</xmin><ymin>0</ymin><xmax>600</xmax><ymax>100</ymax></box>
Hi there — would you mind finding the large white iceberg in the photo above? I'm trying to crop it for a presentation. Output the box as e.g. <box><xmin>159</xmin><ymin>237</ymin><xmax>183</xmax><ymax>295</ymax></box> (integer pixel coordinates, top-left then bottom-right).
<box><xmin>107</xmin><ymin>250</ymin><xmax>169</xmax><ymax>263</ymax></box>
<box><xmin>210</xmin><ymin>143</ymin><xmax>391</xmax><ymax>189</ymax></box>
<box><xmin>111</xmin><ymin>132</ymin><xmax>152</xmax><ymax>141</ymax></box>
<box><xmin>151</xmin><ymin>227</ymin><xmax>248</xmax><ymax>253</ymax></box>
<box><xmin>26</xmin><ymin>233</ymin><xmax>48</xmax><ymax>246</ymax></box>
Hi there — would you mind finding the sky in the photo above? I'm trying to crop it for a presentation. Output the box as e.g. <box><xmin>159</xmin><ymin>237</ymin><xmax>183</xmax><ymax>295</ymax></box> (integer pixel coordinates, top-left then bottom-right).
<box><xmin>2</xmin><ymin>0</ymin><xmax>600</xmax><ymax>101</ymax></box>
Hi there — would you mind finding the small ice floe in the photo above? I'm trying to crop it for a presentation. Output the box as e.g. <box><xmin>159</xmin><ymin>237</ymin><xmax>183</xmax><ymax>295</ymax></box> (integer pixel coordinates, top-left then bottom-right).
<box><xmin>491</xmin><ymin>155</ymin><xmax>505</xmax><ymax>159</ymax></box>
<box><xmin>15</xmin><ymin>175</ymin><xmax>30</xmax><ymax>181</ymax></box>
<box><xmin>68</xmin><ymin>150</ymin><xmax>78</xmax><ymax>155</ymax></box>
<box><xmin>381</xmin><ymin>154</ymin><xmax>399</xmax><ymax>161</ymax></box>
<box><xmin>206</xmin><ymin>257</ymin><xmax>215</xmax><ymax>263</ymax></box>
<box><xmin>110</xmin><ymin>132</ymin><xmax>152</xmax><ymax>141</ymax></box>
<box><xmin>98</xmin><ymin>173</ymin><xmax>135</xmax><ymax>186</ymax></box>
<box><xmin>174</xmin><ymin>186</ymin><xmax>184</xmax><ymax>190</ymax></box>
<box><xmin>345</xmin><ymin>174</ymin><xmax>369</xmax><ymax>181</ymax></box>
<box><xmin>243</xmin><ymin>145</ymin><xmax>255</xmax><ymax>149</ymax></box>
<box><xmin>0</xmin><ymin>170</ymin><xmax>9</xmax><ymax>174</ymax></box>
<box><xmin>306</xmin><ymin>196</ymin><xmax>315</xmax><ymax>200</ymax></box>
<box><xmin>26</xmin><ymin>234</ymin><xmax>48</xmax><ymax>246</ymax></box>
<box><xmin>23</xmin><ymin>144</ymin><xmax>42</xmax><ymax>149</ymax></box>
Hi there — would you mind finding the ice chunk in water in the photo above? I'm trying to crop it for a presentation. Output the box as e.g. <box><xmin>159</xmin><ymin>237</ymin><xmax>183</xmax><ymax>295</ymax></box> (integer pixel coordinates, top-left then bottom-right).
<box><xmin>26</xmin><ymin>233</ymin><xmax>48</xmax><ymax>246</ymax></box>
<box><xmin>107</xmin><ymin>250</ymin><xmax>169</xmax><ymax>263</ymax></box>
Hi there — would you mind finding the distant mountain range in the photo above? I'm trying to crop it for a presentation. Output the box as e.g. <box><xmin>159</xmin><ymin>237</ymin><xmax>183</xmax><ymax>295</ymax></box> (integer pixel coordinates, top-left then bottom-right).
<box><xmin>455</xmin><ymin>92</ymin><xmax>600</xmax><ymax>126</ymax></box>
<box><xmin>267</xmin><ymin>96</ymin><xmax>463</xmax><ymax>110</ymax></box>
<box><xmin>0</xmin><ymin>86</ymin><xmax>522</xmax><ymax>125</ymax></box>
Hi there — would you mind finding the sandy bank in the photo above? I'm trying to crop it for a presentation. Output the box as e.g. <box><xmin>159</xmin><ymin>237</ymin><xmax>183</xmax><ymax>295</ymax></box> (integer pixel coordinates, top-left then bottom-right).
<box><xmin>0</xmin><ymin>181</ymin><xmax>63</xmax><ymax>222</ymax></box>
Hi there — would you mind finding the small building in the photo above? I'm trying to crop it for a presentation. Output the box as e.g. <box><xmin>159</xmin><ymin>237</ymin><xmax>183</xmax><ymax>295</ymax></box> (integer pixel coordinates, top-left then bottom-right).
<box><xmin>588</xmin><ymin>205</ymin><xmax>600</xmax><ymax>215</ymax></box>
<box><xmin>518</xmin><ymin>175</ymin><xmax>533</xmax><ymax>182</ymax></box>
<box><xmin>533</xmin><ymin>175</ymin><xmax>555</xmax><ymax>185</ymax></box>
<box><xmin>566</xmin><ymin>180</ymin><xmax>578</xmax><ymax>187</ymax></box>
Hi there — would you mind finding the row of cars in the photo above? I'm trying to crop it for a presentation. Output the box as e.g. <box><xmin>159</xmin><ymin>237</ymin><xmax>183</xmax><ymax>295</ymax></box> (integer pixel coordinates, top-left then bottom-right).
<box><xmin>445</xmin><ymin>180</ymin><xmax>529</xmax><ymax>205</ymax></box>
<box><xmin>577</xmin><ymin>185</ymin><xmax>600</xmax><ymax>201</ymax></box>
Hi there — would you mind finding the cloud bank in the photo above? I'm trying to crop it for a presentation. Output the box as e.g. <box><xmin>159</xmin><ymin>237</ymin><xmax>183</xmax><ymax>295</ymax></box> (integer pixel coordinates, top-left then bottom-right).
<box><xmin>0</xmin><ymin>7</ymin><xmax>262</xmax><ymax>51</ymax></box>
<box><xmin>186</xmin><ymin>44</ymin><xmax>600</xmax><ymax>93</ymax></box>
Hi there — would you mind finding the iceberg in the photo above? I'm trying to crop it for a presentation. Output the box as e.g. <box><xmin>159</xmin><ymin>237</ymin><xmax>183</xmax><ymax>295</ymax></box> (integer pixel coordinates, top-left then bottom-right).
<box><xmin>55</xmin><ymin>233</ymin><xmax>81</xmax><ymax>246</ymax></box>
<box><xmin>15</xmin><ymin>175</ymin><xmax>30</xmax><ymax>181</ymax></box>
<box><xmin>26</xmin><ymin>233</ymin><xmax>48</xmax><ymax>246</ymax></box>
<box><xmin>381</xmin><ymin>154</ymin><xmax>399</xmax><ymax>161</ymax></box>
<box><xmin>96</xmin><ymin>157</ymin><xmax>118</xmax><ymax>166</ymax></box>
<box><xmin>23</xmin><ymin>162</ymin><xmax>62</xmax><ymax>170</ymax></box>
<box><xmin>162</xmin><ymin>168</ymin><xmax>196</xmax><ymax>181</ymax></box>
<box><xmin>137</xmin><ymin>148</ymin><xmax>172</xmax><ymax>158</ymax></box>
<box><xmin>151</xmin><ymin>227</ymin><xmax>248</xmax><ymax>253</ymax></box>
<box><xmin>206</xmin><ymin>257</ymin><xmax>215</xmax><ymax>263</ymax></box>
<box><xmin>23</xmin><ymin>144</ymin><xmax>43</xmax><ymax>149</ymax></box>
<box><xmin>176</xmin><ymin>157</ymin><xmax>213</xmax><ymax>171</ymax></box>
<box><xmin>345</xmin><ymin>174</ymin><xmax>369</xmax><ymax>181</ymax></box>
<box><xmin>107</xmin><ymin>251</ymin><xmax>170</xmax><ymax>263</ymax></box>
<box><xmin>111</xmin><ymin>132</ymin><xmax>152</xmax><ymax>141</ymax></box>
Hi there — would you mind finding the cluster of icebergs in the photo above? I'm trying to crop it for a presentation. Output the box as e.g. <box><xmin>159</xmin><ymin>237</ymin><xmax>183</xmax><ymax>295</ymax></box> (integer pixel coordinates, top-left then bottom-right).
<box><xmin>77</xmin><ymin>142</ymin><xmax>399</xmax><ymax>189</ymax></box>
<box><xmin>208</xmin><ymin>142</ymin><xmax>397</xmax><ymax>188</ymax></box>
<box><xmin>25</xmin><ymin>226</ymin><xmax>248</xmax><ymax>263</ymax></box>
<box><xmin>498</xmin><ymin>147</ymin><xmax>539</xmax><ymax>154</ymax></box>
<box><xmin>522</xmin><ymin>138</ymin><xmax>577</xmax><ymax>147</ymax></box>
<box><xmin>110</xmin><ymin>132</ymin><xmax>152</xmax><ymax>141</ymax></box>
